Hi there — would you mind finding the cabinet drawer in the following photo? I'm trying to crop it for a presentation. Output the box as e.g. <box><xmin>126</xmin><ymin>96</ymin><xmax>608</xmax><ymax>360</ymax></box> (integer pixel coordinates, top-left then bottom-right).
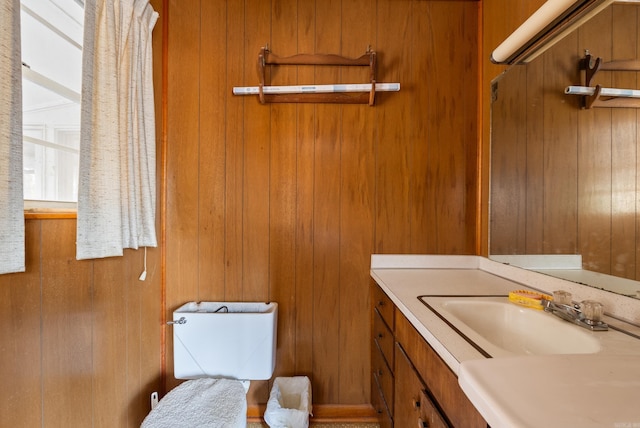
<box><xmin>372</xmin><ymin>282</ymin><xmax>394</xmax><ymax>330</ymax></box>
<box><xmin>396</xmin><ymin>342</ymin><xmax>451</xmax><ymax>428</ymax></box>
<box><xmin>372</xmin><ymin>376</ymin><xmax>393</xmax><ymax>428</ymax></box>
<box><xmin>420</xmin><ymin>389</ymin><xmax>450</xmax><ymax>428</ymax></box>
<box><xmin>372</xmin><ymin>345</ymin><xmax>394</xmax><ymax>416</ymax></box>
<box><xmin>373</xmin><ymin>308</ymin><xmax>394</xmax><ymax>367</ymax></box>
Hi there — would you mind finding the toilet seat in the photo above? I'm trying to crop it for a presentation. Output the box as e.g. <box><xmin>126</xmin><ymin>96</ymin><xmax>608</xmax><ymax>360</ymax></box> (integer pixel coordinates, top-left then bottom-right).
<box><xmin>141</xmin><ymin>378</ymin><xmax>247</xmax><ymax>428</ymax></box>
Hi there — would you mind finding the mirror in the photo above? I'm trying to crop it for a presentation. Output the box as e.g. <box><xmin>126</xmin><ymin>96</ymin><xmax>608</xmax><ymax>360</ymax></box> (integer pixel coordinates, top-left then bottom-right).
<box><xmin>490</xmin><ymin>1</ymin><xmax>640</xmax><ymax>299</ymax></box>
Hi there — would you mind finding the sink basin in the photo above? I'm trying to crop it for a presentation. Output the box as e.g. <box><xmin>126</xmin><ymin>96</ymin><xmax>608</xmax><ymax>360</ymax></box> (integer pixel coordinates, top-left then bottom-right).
<box><xmin>419</xmin><ymin>296</ymin><xmax>620</xmax><ymax>357</ymax></box>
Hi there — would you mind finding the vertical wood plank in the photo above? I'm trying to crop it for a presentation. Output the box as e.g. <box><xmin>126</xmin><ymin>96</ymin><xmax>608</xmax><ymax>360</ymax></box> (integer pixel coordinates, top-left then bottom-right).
<box><xmin>165</xmin><ymin>0</ymin><xmax>201</xmax><ymax>388</ymax></box>
<box><xmin>429</xmin><ymin>1</ymin><xmax>477</xmax><ymax>254</ymax></box>
<box><xmin>225</xmin><ymin>0</ymin><xmax>246</xmax><ymax>301</ymax></box>
<box><xmin>410</xmin><ymin>1</ymin><xmax>432</xmax><ymax>254</ymax></box>
<box><xmin>542</xmin><ymin>32</ymin><xmax>579</xmax><ymax>254</ymax></box>
<box><xmin>199</xmin><ymin>0</ymin><xmax>228</xmax><ymax>300</ymax></box>
<box><xmin>525</xmin><ymin>57</ymin><xmax>545</xmax><ymax>253</ymax></box>
<box><xmin>41</xmin><ymin>219</ymin><xmax>92</xmax><ymax>427</ymax></box>
<box><xmin>611</xmin><ymin>4</ymin><xmax>637</xmax><ymax>279</ymax></box>
<box><xmin>313</xmin><ymin>0</ymin><xmax>342</xmax><ymax>404</ymax></box>
<box><xmin>577</xmin><ymin>10</ymin><xmax>612</xmax><ymax>271</ymax></box>
<box><xmin>269</xmin><ymin>0</ymin><xmax>299</xmax><ymax>381</ymax></box>
<box><xmin>137</xmin><ymin>0</ymin><xmax>164</xmax><ymax>420</ymax></box>
<box><xmin>375</xmin><ymin>0</ymin><xmax>412</xmax><ymax>253</ymax></box>
<box><xmin>481</xmin><ymin>0</ymin><xmax>548</xmax><ymax>255</ymax></box>
<box><xmin>489</xmin><ymin>64</ymin><xmax>528</xmax><ymax>254</ymax></box>
<box><xmin>92</xmin><ymin>256</ymin><xmax>128</xmax><ymax>427</ymax></box>
<box><xmin>294</xmin><ymin>0</ymin><xmax>316</xmax><ymax>381</ymax></box>
<box><xmin>124</xmin><ymin>251</ymin><xmax>146</xmax><ymax>426</ymax></box>
<box><xmin>462</xmin><ymin>2</ymin><xmax>481</xmax><ymax>255</ymax></box>
<box><xmin>339</xmin><ymin>0</ymin><xmax>375</xmax><ymax>404</ymax></box>
<box><xmin>0</xmin><ymin>220</ymin><xmax>42</xmax><ymax>427</ymax></box>
<box><xmin>136</xmin><ymin>247</ymin><xmax>163</xmax><ymax>425</ymax></box>
<box><xmin>242</xmin><ymin>0</ymin><xmax>271</xmax><ymax>304</ymax></box>
<box><xmin>243</xmin><ymin>0</ymin><xmax>272</xmax><ymax>404</ymax></box>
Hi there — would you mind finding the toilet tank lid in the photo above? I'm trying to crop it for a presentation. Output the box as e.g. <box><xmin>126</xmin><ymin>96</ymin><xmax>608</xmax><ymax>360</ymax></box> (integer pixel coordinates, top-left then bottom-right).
<box><xmin>174</xmin><ymin>301</ymin><xmax>277</xmax><ymax>314</ymax></box>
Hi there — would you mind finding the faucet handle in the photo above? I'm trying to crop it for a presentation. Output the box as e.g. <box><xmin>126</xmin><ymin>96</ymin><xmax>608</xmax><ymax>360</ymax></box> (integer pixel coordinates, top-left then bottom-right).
<box><xmin>552</xmin><ymin>290</ymin><xmax>572</xmax><ymax>305</ymax></box>
<box><xmin>580</xmin><ymin>300</ymin><xmax>604</xmax><ymax>323</ymax></box>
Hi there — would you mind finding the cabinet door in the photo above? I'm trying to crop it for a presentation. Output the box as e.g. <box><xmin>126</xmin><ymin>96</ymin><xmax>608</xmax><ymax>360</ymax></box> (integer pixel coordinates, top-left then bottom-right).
<box><xmin>395</xmin><ymin>311</ymin><xmax>487</xmax><ymax>427</ymax></box>
<box><xmin>395</xmin><ymin>343</ymin><xmax>450</xmax><ymax>428</ymax></box>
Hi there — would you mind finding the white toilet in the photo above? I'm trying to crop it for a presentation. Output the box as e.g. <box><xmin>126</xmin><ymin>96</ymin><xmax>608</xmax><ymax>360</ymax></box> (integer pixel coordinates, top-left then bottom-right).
<box><xmin>142</xmin><ymin>301</ymin><xmax>278</xmax><ymax>428</ymax></box>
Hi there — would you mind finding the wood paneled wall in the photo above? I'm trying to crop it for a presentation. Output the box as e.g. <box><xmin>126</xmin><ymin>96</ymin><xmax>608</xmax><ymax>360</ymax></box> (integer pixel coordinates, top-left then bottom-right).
<box><xmin>490</xmin><ymin>4</ymin><xmax>640</xmax><ymax>281</ymax></box>
<box><xmin>1</xmin><ymin>1</ymin><xmax>164</xmax><ymax>426</ymax></box>
<box><xmin>480</xmin><ymin>0</ymin><xmax>547</xmax><ymax>255</ymax></box>
<box><xmin>0</xmin><ymin>219</ymin><xmax>162</xmax><ymax>426</ymax></box>
<box><xmin>2</xmin><ymin>0</ymin><xmax>483</xmax><ymax>425</ymax></box>
<box><xmin>165</xmin><ymin>0</ymin><xmax>479</xmax><ymax>408</ymax></box>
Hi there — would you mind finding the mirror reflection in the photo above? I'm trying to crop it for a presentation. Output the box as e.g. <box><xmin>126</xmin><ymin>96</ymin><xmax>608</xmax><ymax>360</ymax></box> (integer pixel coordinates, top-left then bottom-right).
<box><xmin>490</xmin><ymin>2</ymin><xmax>640</xmax><ymax>299</ymax></box>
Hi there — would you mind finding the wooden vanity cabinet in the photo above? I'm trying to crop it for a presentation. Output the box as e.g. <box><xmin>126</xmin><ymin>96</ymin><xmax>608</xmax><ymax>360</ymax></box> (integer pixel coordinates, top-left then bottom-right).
<box><xmin>371</xmin><ymin>282</ymin><xmax>487</xmax><ymax>428</ymax></box>
<box><xmin>395</xmin><ymin>342</ymin><xmax>449</xmax><ymax>428</ymax></box>
<box><xmin>395</xmin><ymin>309</ymin><xmax>487</xmax><ymax>428</ymax></box>
<box><xmin>371</xmin><ymin>283</ymin><xmax>395</xmax><ymax>428</ymax></box>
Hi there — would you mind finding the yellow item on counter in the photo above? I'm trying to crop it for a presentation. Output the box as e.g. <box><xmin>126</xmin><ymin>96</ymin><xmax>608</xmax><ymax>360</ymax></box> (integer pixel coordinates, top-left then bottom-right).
<box><xmin>508</xmin><ymin>290</ymin><xmax>552</xmax><ymax>310</ymax></box>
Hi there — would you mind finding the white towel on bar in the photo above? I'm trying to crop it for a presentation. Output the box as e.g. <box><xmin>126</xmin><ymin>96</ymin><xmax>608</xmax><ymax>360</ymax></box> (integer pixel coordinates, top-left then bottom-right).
<box><xmin>141</xmin><ymin>378</ymin><xmax>247</xmax><ymax>428</ymax></box>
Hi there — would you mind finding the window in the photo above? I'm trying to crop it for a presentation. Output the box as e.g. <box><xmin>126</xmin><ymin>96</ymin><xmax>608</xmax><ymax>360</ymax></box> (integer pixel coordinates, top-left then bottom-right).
<box><xmin>21</xmin><ymin>0</ymin><xmax>84</xmax><ymax>205</ymax></box>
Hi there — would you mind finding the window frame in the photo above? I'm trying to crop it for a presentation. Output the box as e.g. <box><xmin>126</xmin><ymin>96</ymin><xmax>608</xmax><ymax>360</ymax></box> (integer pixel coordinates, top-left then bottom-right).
<box><xmin>20</xmin><ymin>0</ymin><xmax>83</xmax><ymax>213</ymax></box>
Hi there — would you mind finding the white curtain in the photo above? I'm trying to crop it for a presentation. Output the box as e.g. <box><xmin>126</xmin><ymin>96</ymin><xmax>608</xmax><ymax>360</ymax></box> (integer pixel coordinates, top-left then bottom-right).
<box><xmin>77</xmin><ymin>0</ymin><xmax>158</xmax><ymax>260</ymax></box>
<box><xmin>0</xmin><ymin>0</ymin><xmax>25</xmax><ymax>274</ymax></box>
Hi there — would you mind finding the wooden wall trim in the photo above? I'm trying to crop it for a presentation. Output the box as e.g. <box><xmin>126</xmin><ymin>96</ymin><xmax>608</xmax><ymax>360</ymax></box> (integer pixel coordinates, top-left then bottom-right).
<box><xmin>24</xmin><ymin>211</ymin><xmax>77</xmax><ymax>219</ymax></box>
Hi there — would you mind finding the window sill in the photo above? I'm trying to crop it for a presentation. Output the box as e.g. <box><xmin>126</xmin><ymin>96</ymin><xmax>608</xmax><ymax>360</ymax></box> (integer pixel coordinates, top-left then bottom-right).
<box><xmin>25</xmin><ymin>209</ymin><xmax>77</xmax><ymax>219</ymax></box>
<box><xmin>24</xmin><ymin>200</ymin><xmax>77</xmax><ymax>219</ymax></box>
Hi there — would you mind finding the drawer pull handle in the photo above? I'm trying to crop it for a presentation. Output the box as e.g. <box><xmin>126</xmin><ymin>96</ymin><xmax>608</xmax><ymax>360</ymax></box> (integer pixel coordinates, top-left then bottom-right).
<box><xmin>413</xmin><ymin>399</ymin><xmax>421</xmax><ymax>410</ymax></box>
<box><xmin>378</xmin><ymin>300</ymin><xmax>385</xmax><ymax>307</ymax></box>
<box><xmin>377</xmin><ymin>332</ymin><xmax>384</xmax><ymax>339</ymax></box>
<box><xmin>418</xmin><ymin>417</ymin><xmax>429</xmax><ymax>428</ymax></box>
<box><xmin>378</xmin><ymin>369</ymin><xmax>383</xmax><ymax>376</ymax></box>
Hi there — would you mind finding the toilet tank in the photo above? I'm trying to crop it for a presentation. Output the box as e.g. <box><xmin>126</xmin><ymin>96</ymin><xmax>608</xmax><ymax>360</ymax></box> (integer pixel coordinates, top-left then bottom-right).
<box><xmin>172</xmin><ymin>301</ymin><xmax>278</xmax><ymax>380</ymax></box>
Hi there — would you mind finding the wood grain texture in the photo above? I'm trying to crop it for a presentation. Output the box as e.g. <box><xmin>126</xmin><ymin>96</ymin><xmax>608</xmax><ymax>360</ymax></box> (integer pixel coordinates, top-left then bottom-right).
<box><xmin>164</xmin><ymin>0</ymin><xmax>479</xmax><ymax>408</ymax></box>
<box><xmin>577</xmin><ymin>10</ymin><xmax>612</xmax><ymax>272</ymax></box>
<box><xmin>0</xmin><ymin>221</ymin><xmax>42</xmax><ymax>427</ymax></box>
<box><xmin>165</xmin><ymin>0</ymin><xmax>201</xmax><ymax>390</ymax></box>
<box><xmin>489</xmin><ymin>3</ymin><xmax>640</xmax><ymax>282</ymax></box>
<box><xmin>1</xmin><ymin>1</ymin><xmax>482</xmax><ymax>425</ymax></box>
<box><xmin>41</xmin><ymin>219</ymin><xmax>93</xmax><ymax>427</ymax></box>
<box><xmin>293</xmin><ymin>0</ymin><xmax>316</xmax><ymax>382</ymax></box>
<box><xmin>2</xmin><ymin>2</ymin><xmax>164</xmax><ymax>426</ymax></box>
<box><xmin>395</xmin><ymin>310</ymin><xmax>486</xmax><ymax>428</ymax></box>
<box><xmin>480</xmin><ymin>0</ymin><xmax>547</xmax><ymax>256</ymax></box>
<box><xmin>199</xmin><ymin>0</ymin><xmax>227</xmax><ymax>301</ymax></box>
<box><xmin>611</xmin><ymin>5</ymin><xmax>637</xmax><ymax>279</ymax></box>
<box><xmin>312</xmin><ymin>0</ymin><xmax>343</xmax><ymax>404</ymax></box>
<box><xmin>339</xmin><ymin>0</ymin><xmax>376</xmax><ymax>405</ymax></box>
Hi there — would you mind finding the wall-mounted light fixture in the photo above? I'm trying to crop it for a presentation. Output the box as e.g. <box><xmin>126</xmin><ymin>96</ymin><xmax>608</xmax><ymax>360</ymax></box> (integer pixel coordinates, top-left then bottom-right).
<box><xmin>491</xmin><ymin>0</ymin><xmax>616</xmax><ymax>65</ymax></box>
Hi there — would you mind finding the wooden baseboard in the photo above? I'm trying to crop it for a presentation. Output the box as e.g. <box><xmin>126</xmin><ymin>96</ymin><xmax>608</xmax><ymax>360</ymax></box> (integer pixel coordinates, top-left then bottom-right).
<box><xmin>247</xmin><ymin>404</ymin><xmax>378</xmax><ymax>423</ymax></box>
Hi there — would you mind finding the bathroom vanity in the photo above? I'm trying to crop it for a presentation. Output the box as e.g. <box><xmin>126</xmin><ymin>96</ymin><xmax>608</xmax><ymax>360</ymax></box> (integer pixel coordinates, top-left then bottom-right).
<box><xmin>370</xmin><ymin>255</ymin><xmax>640</xmax><ymax>428</ymax></box>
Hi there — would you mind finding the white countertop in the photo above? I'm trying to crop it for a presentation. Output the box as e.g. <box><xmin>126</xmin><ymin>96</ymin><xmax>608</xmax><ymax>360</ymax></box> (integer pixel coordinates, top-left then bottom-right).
<box><xmin>459</xmin><ymin>354</ymin><xmax>640</xmax><ymax>428</ymax></box>
<box><xmin>370</xmin><ymin>254</ymin><xmax>640</xmax><ymax>428</ymax></box>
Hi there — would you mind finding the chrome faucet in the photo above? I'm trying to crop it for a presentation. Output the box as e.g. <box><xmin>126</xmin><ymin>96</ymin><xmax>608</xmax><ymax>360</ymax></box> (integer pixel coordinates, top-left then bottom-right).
<box><xmin>540</xmin><ymin>295</ymin><xmax>608</xmax><ymax>331</ymax></box>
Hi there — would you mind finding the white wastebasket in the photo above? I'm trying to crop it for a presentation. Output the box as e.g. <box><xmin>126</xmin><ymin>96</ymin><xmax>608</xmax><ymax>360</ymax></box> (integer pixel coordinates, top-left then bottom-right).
<box><xmin>264</xmin><ymin>376</ymin><xmax>312</xmax><ymax>428</ymax></box>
